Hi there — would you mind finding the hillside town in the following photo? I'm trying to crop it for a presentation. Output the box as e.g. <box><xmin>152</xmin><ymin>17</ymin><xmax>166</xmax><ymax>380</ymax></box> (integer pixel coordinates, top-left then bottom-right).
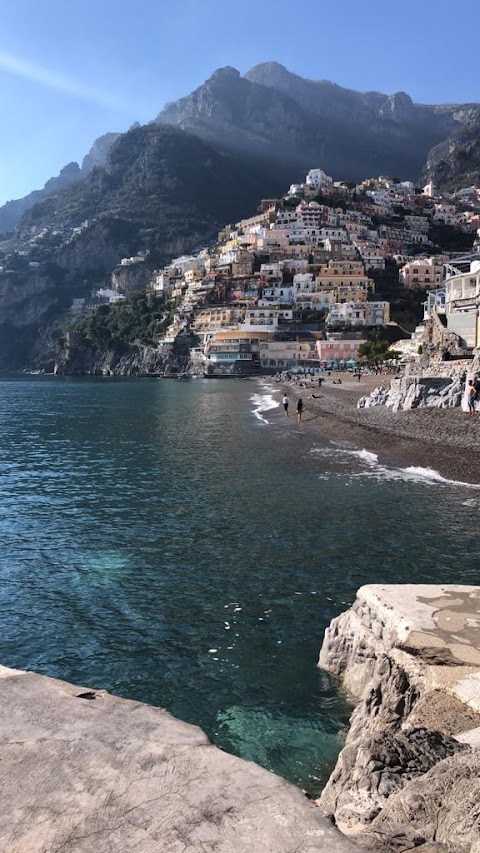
<box><xmin>146</xmin><ymin>169</ymin><xmax>480</xmax><ymax>375</ymax></box>
<box><xmin>3</xmin><ymin>168</ymin><xmax>480</xmax><ymax>376</ymax></box>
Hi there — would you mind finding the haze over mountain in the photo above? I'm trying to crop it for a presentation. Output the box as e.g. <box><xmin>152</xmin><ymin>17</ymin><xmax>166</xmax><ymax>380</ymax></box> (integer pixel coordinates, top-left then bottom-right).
<box><xmin>157</xmin><ymin>62</ymin><xmax>479</xmax><ymax>184</ymax></box>
<box><xmin>1</xmin><ymin>62</ymin><xmax>479</xmax><ymax>238</ymax></box>
<box><xmin>0</xmin><ymin>132</ymin><xmax>120</xmax><ymax>234</ymax></box>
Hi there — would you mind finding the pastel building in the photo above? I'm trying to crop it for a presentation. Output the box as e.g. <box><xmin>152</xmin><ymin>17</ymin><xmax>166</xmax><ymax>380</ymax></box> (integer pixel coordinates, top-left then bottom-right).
<box><xmin>259</xmin><ymin>339</ymin><xmax>320</xmax><ymax>370</ymax></box>
<box><xmin>399</xmin><ymin>257</ymin><xmax>446</xmax><ymax>289</ymax></box>
<box><xmin>316</xmin><ymin>339</ymin><xmax>365</xmax><ymax>364</ymax></box>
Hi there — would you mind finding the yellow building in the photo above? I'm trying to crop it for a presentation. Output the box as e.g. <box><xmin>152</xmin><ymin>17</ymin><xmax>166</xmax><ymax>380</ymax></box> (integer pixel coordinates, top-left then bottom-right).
<box><xmin>192</xmin><ymin>306</ymin><xmax>246</xmax><ymax>332</ymax></box>
<box><xmin>258</xmin><ymin>337</ymin><xmax>321</xmax><ymax>369</ymax></box>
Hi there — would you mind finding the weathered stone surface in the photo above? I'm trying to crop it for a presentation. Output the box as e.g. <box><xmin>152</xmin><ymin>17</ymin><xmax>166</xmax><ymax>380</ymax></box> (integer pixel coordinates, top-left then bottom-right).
<box><xmin>320</xmin><ymin>726</ymin><xmax>467</xmax><ymax>834</ymax></box>
<box><xmin>318</xmin><ymin>585</ymin><xmax>480</xmax><ymax>852</ymax></box>
<box><xmin>0</xmin><ymin>665</ymin><xmax>361</xmax><ymax>853</ymax></box>
<box><xmin>363</xmin><ymin>750</ymin><xmax>480</xmax><ymax>852</ymax></box>
<box><xmin>358</xmin><ymin>354</ymin><xmax>480</xmax><ymax>413</ymax></box>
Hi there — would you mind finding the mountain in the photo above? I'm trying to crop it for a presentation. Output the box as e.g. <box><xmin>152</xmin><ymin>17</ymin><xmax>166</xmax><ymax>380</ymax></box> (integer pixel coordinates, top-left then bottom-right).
<box><xmin>0</xmin><ymin>132</ymin><xmax>120</xmax><ymax>234</ymax></box>
<box><xmin>4</xmin><ymin>63</ymin><xmax>479</xmax><ymax>238</ymax></box>
<box><xmin>3</xmin><ymin>64</ymin><xmax>480</xmax><ymax>369</ymax></box>
<box><xmin>17</xmin><ymin>123</ymin><xmax>287</xmax><ymax>248</ymax></box>
<box><xmin>422</xmin><ymin>119</ymin><xmax>480</xmax><ymax>192</ymax></box>
<box><xmin>0</xmin><ymin>122</ymin><xmax>291</xmax><ymax>369</ymax></box>
<box><xmin>157</xmin><ymin>63</ymin><xmax>479</xmax><ymax>182</ymax></box>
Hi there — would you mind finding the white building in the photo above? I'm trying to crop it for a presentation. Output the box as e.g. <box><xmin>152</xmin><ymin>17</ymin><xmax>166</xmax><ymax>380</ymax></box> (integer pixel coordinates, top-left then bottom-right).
<box><xmin>443</xmin><ymin>261</ymin><xmax>480</xmax><ymax>348</ymax></box>
<box><xmin>293</xmin><ymin>273</ymin><xmax>315</xmax><ymax>295</ymax></box>
<box><xmin>305</xmin><ymin>169</ymin><xmax>333</xmax><ymax>191</ymax></box>
<box><xmin>243</xmin><ymin>307</ymin><xmax>294</xmax><ymax>332</ymax></box>
<box><xmin>326</xmin><ymin>301</ymin><xmax>390</xmax><ymax>328</ymax></box>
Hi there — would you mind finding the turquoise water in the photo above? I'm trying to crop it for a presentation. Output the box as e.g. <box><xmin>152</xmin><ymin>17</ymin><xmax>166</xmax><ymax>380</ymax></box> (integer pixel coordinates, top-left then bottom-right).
<box><xmin>0</xmin><ymin>376</ymin><xmax>479</xmax><ymax>795</ymax></box>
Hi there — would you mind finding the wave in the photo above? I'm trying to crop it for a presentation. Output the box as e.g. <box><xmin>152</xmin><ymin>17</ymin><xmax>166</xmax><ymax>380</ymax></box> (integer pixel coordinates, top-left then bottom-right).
<box><xmin>250</xmin><ymin>393</ymin><xmax>279</xmax><ymax>424</ymax></box>
<box><xmin>401</xmin><ymin>466</ymin><xmax>480</xmax><ymax>488</ymax></box>
<box><xmin>311</xmin><ymin>445</ymin><xmax>480</xmax><ymax>489</ymax></box>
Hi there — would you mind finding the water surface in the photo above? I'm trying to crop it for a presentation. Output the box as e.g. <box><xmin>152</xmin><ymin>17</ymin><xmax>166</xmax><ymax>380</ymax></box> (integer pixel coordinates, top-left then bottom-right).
<box><xmin>0</xmin><ymin>376</ymin><xmax>478</xmax><ymax>795</ymax></box>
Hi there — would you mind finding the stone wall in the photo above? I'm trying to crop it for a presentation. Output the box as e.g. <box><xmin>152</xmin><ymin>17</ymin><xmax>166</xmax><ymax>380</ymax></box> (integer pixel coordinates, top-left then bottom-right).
<box><xmin>421</xmin><ymin>309</ymin><xmax>468</xmax><ymax>362</ymax></box>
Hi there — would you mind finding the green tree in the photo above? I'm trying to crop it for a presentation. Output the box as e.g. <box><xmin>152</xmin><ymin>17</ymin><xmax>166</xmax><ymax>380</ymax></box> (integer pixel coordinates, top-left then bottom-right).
<box><xmin>358</xmin><ymin>340</ymin><xmax>392</xmax><ymax>363</ymax></box>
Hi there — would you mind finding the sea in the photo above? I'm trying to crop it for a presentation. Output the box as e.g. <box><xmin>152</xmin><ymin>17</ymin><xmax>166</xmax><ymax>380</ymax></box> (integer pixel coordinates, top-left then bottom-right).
<box><xmin>1</xmin><ymin>375</ymin><xmax>479</xmax><ymax>796</ymax></box>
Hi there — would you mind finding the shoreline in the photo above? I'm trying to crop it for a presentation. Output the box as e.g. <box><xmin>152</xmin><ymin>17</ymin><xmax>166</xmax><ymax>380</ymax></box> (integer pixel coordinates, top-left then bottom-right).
<box><xmin>268</xmin><ymin>373</ymin><xmax>480</xmax><ymax>485</ymax></box>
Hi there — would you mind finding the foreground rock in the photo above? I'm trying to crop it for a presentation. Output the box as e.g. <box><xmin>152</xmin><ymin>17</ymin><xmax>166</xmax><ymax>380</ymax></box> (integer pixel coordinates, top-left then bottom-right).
<box><xmin>358</xmin><ymin>354</ymin><xmax>480</xmax><ymax>413</ymax></box>
<box><xmin>318</xmin><ymin>584</ymin><xmax>480</xmax><ymax>851</ymax></box>
<box><xmin>0</xmin><ymin>665</ymin><xmax>360</xmax><ymax>853</ymax></box>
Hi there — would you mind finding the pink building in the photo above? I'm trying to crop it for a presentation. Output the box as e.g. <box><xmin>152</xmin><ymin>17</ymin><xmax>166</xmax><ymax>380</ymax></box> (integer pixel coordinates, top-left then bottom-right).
<box><xmin>316</xmin><ymin>339</ymin><xmax>365</xmax><ymax>364</ymax></box>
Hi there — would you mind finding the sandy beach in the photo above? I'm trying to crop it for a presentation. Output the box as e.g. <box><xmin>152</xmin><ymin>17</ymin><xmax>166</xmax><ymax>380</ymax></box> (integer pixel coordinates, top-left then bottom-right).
<box><xmin>274</xmin><ymin>373</ymin><xmax>480</xmax><ymax>485</ymax></box>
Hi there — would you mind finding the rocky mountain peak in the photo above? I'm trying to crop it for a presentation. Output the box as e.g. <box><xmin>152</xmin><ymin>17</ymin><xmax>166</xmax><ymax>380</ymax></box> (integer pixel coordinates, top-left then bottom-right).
<box><xmin>379</xmin><ymin>91</ymin><xmax>414</xmax><ymax>121</ymax></box>
<box><xmin>209</xmin><ymin>66</ymin><xmax>241</xmax><ymax>82</ymax></box>
<box><xmin>81</xmin><ymin>132</ymin><xmax>121</xmax><ymax>175</ymax></box>
<box><xmin>244</xmin><ymin>62</ymin><xmax>291</xmax><ymax>85</ymax></box>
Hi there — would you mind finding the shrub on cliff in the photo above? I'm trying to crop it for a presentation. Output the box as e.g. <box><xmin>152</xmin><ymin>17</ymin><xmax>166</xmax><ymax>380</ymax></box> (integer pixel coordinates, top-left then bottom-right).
<box><xmin>71</xmin><ymin>292</ymin><xmax>173</xmax><ymax>350</ymax></box>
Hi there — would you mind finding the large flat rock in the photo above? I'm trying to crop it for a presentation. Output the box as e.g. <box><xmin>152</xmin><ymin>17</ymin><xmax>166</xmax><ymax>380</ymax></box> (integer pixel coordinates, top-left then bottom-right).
<box><xmin>320</xmin><ymin>584</ymin><xmax>480</xmax><ymax>713</ymax></box>
<box><xmin>0</xmin><ymin>665</ymin><xmax>360</xmax><ymax>853</ymax></box>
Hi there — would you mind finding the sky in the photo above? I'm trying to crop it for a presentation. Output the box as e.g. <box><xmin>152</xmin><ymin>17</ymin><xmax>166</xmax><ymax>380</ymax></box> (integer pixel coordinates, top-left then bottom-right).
<box><xmin>0</xmin><ymin>0</ymin><xmax>478</xmax><ymax>206</ymax></box>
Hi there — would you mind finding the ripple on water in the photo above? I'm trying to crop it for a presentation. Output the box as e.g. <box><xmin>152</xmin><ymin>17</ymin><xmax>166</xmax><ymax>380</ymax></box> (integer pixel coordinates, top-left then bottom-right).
<box><xmin>0</xmin><ymin>377</ymin><xmax>478</xmax><ymax>795</ymax></box>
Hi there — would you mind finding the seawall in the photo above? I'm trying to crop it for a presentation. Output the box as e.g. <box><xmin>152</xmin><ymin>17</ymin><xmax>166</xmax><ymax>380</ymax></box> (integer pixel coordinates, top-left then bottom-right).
<box><xmin>318</xmin><ymin>584</ymin><xmax>480</xmax><ymax>852</ymax></box>
<box><xmin>0</xmin><ymin>664</ymin><xmax>360</xmax><ymax>853</ymax></box>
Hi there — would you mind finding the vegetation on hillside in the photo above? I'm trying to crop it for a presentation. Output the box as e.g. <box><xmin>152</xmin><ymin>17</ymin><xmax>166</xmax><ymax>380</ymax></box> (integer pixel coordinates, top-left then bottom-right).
<box><xmin>69</xmin><ymin>292</ymin><xmax>174</xmax><ymax>350</ymax></box>
<box><xmin>358</xmin><ymin>340</ymin><xmax>401</xmax><ymax>363</ymax></box>
<box><xmin>19</xmin><ymin>125</ymin><xmax>288</xmax><ymax>258</ymax></box>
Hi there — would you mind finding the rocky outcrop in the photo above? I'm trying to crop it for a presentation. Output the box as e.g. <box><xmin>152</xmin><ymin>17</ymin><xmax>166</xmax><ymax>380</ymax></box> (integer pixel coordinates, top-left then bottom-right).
<box><xmin>358</xmin><ymin>354</ymin><xmax>480</xmax><ymax>412</ymax></box>
<box><xmin>358</xmin><ymin>374</ymin><xmax>464</xmax><ymax>412</ymax></box>
<box><xmin>421</xmin><ymin>309</ymin><xmax>469</xmax><ymax>361</ymax></box>
<box><xmin>80</xmin><ymin>131</ymin><xmax>121</xmax><ymax>174</ymax></box>
<box><xmin>111</xmin><ymin>262</ymin><xmax>151</xmax><ymax>294</ymax></box>
<box><xmin>53</xmin><ymin>333</ymin><xmax>198</xmax><ymax>376</ymax></box>
<box><xmin>318</xmin><ymin>584</ymin><xmax>480</xmax><ymax>851</ymax></box>
<box><xmin>0</xmin><ymin>664</ymin><xmax>361</xmax><ymax>853</ymax></box>
<box><xmin>422</xmin><ymin>119</ymin><xmax>480</xmax><ymax>193</ymax></box>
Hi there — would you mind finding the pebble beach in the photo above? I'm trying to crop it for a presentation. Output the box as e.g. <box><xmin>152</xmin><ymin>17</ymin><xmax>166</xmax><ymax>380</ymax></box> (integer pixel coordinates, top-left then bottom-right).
<box><xmin>277</xmin><ymin>373</ymin><xmax>480</xmax><ymax>485</ymax></box>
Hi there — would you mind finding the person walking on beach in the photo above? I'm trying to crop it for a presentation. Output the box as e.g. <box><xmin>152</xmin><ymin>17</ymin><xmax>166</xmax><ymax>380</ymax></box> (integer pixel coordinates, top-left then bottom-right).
<box><xmin>282</xmin><ymin>394</ymin><xmax>289</xmax><ymax>416</ymax></box>
<box><xmin>467</xmin><ymin>380</ymin><xmax>477</xmax><ymax>415</ymax></box>
<box><xmin>296</xmin><ymin>397</ymin><xmax>303</xmax><ymax>423</ymax></box>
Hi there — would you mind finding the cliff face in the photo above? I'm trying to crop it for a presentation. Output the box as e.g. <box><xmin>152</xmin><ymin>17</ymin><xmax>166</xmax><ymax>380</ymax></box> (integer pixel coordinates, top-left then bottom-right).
<box><xmin>319</xmin><ymin>585</ymin><xmax>480</xmax><ymax>852</ymax></box>
<box><xmin>18</xmin><ymin>124</ymin><xmax>287</xmax><ymax>239</ymax></box>
<box><xmin>54</xmin><ymin>334</ymin><xmax>197</xmax><ymax>377</ymax></box>
<box><xmin>422</xmin><ymin>119</ymin><xmax>480</xmax><ymax>192</ymax></box>
<box><xmin>157</xmin><ymin>63</ymin><xmax>478</xmax><ymax>182</ymax></box>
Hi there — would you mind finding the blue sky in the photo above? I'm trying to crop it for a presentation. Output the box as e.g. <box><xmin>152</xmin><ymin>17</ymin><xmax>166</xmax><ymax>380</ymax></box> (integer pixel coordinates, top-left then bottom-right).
<box><xmin>0</xmin><ymin>0</ymin><xmax>478</xmax><ymax>206</ymax></box>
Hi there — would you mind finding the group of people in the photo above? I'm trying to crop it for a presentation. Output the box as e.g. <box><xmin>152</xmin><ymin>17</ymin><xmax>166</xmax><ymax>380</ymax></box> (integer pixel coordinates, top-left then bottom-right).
<box><xmin>282</xmin><ymin>394</ymin><xmax>303</xmax><ymax>423</ymax></box>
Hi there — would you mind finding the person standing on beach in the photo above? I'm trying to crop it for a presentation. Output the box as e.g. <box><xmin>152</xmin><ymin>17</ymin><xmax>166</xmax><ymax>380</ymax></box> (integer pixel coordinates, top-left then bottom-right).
<box><xmin>296</xmin><ymin>398</ymin><xmax>303</xmax><ymax>423</ymax></box>
<box><xmin>282</xmin><ymin>394</ymin><xmax>289</xmax><ymax>416</ymax></box>
<box><xmin>467</xmin><ymin>380</ymin><xmax>477</xmax><ymax>414</ymax></box>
